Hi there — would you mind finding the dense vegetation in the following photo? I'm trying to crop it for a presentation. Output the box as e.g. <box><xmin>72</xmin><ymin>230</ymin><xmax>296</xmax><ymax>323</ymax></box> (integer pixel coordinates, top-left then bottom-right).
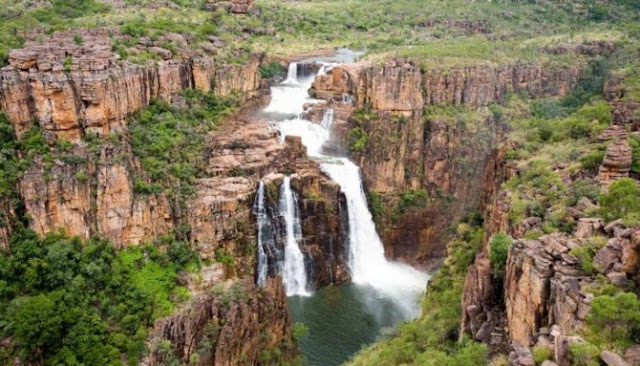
<box><xmin>0</xmin><ymin>230</ymin><xmax>198</xmax><ymax>365</ymax></box>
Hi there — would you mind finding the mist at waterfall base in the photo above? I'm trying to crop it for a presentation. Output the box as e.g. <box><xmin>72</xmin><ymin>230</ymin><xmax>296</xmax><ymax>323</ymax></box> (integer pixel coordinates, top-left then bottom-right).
<box><xmin>260</xmin><ymin>52</ymin><xmax>429</xmax><ymax>366</ymax></box>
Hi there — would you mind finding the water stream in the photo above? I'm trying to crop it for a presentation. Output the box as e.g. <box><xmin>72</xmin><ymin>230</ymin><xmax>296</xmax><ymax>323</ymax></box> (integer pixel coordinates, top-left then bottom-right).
<box><xmin>259</xmin><ymin>49</ymin><xmax>429</xmax><ymax>365</ymax></box>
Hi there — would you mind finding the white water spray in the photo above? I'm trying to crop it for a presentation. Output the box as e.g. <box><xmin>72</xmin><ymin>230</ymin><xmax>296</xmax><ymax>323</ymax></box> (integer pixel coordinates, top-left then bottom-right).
<box><xmin>321</xmin><ymin>108</ymin><xmax>334</xmax><ymax>131</ymax></box>
<box><xmin>284</xmin><ymin>62</ymin><xmax>299</xmax><ymax>85</ymax></box>
<box><xmin>280</xmin><ymin>176</ymin><xmax>311</xmax><ymax>297</ymax></box>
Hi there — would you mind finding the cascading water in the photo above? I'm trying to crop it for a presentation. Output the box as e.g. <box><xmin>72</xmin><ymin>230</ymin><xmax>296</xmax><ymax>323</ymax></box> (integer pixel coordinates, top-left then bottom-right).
<box><xmin>280</xmin><ymin>176</ymin><xmax>311</xmax><ymax>297</ymax></box>
<box><xmin>254</xmin><ymin>181</ymin><xmax>268</xmax><ymax>286</ymax></box>
<box><xmin>284</xmin><ymin>62</ymin><xmax>299</xmax><ymax>85</ymax></box>
<box><xmin>320</xmin><ymin>108</ymin><xmax>334</xmax><ymax>131</ymax></box>
<box><xmin>260</xmin><ymin>50</ymin><xmax>427</xmax><ymax>365</ymax></box>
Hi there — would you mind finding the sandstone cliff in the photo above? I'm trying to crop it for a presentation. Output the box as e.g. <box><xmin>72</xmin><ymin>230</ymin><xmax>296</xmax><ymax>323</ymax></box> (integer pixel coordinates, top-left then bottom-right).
<box><xmin>310</xmin><ymin>58</ymin><xmax>581</xmax><ymax>267</ymax></box>
<box><xmin>0</xmin><ymin>30</ymin><xmax>263</xmax><ymax>143</ymax></box>
<box><xmin>148</xmin><ymin>278</ymin><xmax>297</xmax><ymax>366</ymax></box>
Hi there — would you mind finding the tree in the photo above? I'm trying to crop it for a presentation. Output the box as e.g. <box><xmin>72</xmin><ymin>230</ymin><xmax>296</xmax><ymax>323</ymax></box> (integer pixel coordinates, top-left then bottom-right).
<box><xmin>586</xmin><ymin>292</ymin><xmax>640</xmax><ymax>345</ymax></box>
<box><xmin>489</xmin><ymin>233</ymin><xmax>512</xmax><ymax>278</ymax></box>
<box><xmin>600</xmin><ymin>178</ymin><xmax>640</xmax><ymax>221</ymax></box>
<box><xmin>7</xmin><ymin>294</ymin><xmax>63</xmax><ymax>361</ymax></box>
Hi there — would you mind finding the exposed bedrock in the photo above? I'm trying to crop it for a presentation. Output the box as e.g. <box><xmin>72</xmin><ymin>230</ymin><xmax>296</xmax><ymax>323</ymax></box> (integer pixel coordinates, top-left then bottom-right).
<box><xmin>310</xmin><ymin>57</ymin><xmax>580</xmax><ymax>267</ymax></box>
<box><xmin>0</xmin><ymin>30</ymin><xmax>265</xmax><ymax>142</ymax></box>
<box><xmin>148</xmin><ymin>278</ymin><xmax>297</xmax><ymax>366</ymax></box>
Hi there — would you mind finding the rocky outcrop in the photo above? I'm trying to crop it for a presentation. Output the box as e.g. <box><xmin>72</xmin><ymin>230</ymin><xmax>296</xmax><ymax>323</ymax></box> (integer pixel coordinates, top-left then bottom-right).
<box><xmin>597</xmin><ymin>138</ymin><xmax>632</xmax><ymax>186</ymax></box>
<box><xmin>149</xmin><ymin>278</ymin><xmax>296</xmax><ymax>366</ymax></box>
<box><xmin>205</xmin><ymin>0</ymin><xmax>255</xmax><ymax>14</ymax></box>
<box><xmin>0</xmin><ymin>30</ymin><xmax>264</xmax><ymax>143</ymax></box>
<box><xmin>505</xmin><ymin>234</ymin><xmax>592</xmax><ymax>346</ymax></box>
<box><xmin>19</xmin><ymin>144</ymin><xmax>174</xmax><ymax>248</ymax></box>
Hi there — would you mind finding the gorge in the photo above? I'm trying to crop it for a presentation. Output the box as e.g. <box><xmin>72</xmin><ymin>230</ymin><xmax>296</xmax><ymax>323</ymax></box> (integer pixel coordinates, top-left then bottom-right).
<box><xmin>0</xmin><ymin>1</ymin><xmax>639</xmax><ymax>366</ymax></box>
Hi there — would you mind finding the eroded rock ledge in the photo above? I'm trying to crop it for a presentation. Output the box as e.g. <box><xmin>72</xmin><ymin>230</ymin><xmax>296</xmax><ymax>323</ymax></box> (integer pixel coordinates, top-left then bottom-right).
<box><xmin>0</xmin><ymin>29</ymin><xmax>264</xmax><ymax>142</ymax></box>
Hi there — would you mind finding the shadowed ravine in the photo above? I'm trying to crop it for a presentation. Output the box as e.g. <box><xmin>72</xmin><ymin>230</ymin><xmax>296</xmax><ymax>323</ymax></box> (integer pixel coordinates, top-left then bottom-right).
<box><xmin>259</xmin><ymin>50</ymin><xmax>430</xmax><ymax>365</ymax></box>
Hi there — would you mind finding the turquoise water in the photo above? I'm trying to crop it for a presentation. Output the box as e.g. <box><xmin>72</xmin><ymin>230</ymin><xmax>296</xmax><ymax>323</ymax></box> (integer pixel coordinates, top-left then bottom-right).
<box><xmin>287</xmin><ymin>284</ymin><xmax>419</xmax><ymax>366</ymax></box>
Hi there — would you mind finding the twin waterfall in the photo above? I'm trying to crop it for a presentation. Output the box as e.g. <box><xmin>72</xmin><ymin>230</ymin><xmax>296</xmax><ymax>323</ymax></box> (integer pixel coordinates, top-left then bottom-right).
<box><xmin>256</xmin><ymin>58</ymin><xmax>428</xmax><ymax>316</ymax></box>
<box><xmin>280</xmin><ymin>176</ymin><xmax>310</xmax><ymax>296</ymax></box>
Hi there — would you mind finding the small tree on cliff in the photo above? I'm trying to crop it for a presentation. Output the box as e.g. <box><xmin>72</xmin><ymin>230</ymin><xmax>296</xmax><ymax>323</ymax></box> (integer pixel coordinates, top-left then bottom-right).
<box><xmin>489</xmin><ymin>233</ymin><xmax>512</xmax><ymax>279</ymax></box>
<box><xmin>586</xmin><ymin>292</ymin><xmax>640</xmax><ymax>346</ymax></box>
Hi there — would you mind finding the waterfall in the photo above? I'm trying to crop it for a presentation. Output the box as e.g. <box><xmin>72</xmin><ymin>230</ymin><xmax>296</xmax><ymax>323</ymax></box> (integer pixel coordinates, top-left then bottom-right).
<box><xmin>284</xmin><ymin>62</ymin><xmax>298</xmax><ymax>85</ymax></box>
<box><xmin>321</xmin><ymin>161</ymin><xmax>427</xmax><ymax>315</ymax></box>
<box><xmin>266</xmin><ymin>62</ymin><xmax>428</xmax><ymax>313</ymax></box>
<box><xmin>321</xmin><ymin>108</ymin><xmax>334</xmax><ymax>131</ymax></box>
<box><xmin>280</xmin><ymin>176</ymin><xmax>311</xmax><ymax>296</ymax></box>
<box><xmin>253</xmin><ymin>181</ymin><xmax>269</xmax><ymax>286</ymax></box>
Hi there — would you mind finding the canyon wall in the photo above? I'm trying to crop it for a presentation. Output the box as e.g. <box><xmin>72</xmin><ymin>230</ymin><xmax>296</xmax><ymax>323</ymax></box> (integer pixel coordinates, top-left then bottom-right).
<box><xmin>311</xmin><ymin>58</ymin><xmax>581</xmax><ymax>267</ymax></box>
<box><xmin>148</xmin><ymin>278</ymin><xmax>297</xmax><ymax>366</ymax></box>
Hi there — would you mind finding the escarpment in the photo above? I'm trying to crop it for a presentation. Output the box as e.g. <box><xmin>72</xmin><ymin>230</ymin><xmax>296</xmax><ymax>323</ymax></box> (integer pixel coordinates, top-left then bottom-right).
<box><xmin>0</xmin><ymin>29</ymin><xmax>264</xmax><ymax>142</ymax></box>
<box><xmin>309</xmin><ymin>57</ymin><xmax>582</xmax><ymax>267</ymax></box>
<box><xmin>148</xmin><ymin>278</ymin><xmax>296</xmax><ymax>366</ymax></box>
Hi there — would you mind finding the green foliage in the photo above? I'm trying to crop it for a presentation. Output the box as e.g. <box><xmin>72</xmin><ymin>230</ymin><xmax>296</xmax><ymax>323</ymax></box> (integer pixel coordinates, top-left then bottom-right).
<box><xmin>569</xmin><ymin>342</ymin><xmax>600</xmax><ymax>366</ymax></box>
<box><xmin>629</xmin><ymin>135</ymin><xmax>640</xmax><ymax>175</ymax></box>
<box><xmin>580</xmin><ymin>150</ymin><xmax>605</xmax><ymax>171</ymax></box>
<box><xmin>570</xmin><ymin>236</ymin><xmax>606</xmax><ymax>274</ymax></box>
<box><xmin>369</xmin><ymin>191</ymin><xmax>385</xmax><ymax>221</ymax></box>
<box><xmin>129</xmin><ymin>90</ymin><xmax>237</xmax><ymax>222</ymax></box>
<box><xmin>258</xmin><ymin>61</ymin><xmax>285</xmax><ymax>79</ymax></box>
<box><xmin>292</xmin><ymin>322</ymin><xmax>309</xmax><ymax>341</ymax></box>
<box><xmin>599</xmin><ymin>178</ymin><xmax>640</xmax><ymax>221</ymax></box>
<box><xmin>214</xmin><ymin>248</ymin><xmax>235</xmax><ymax>267</ymax></box>
<box><xmin>489</xmin><ymin>233</ymin><xmax>512</xmax><ymax>278</ymax></box>
<box><xmin>0</xmin><ymin>229</ymin><xmax>194</xmax><ymax>364</ymax></box>
<box><xmin>532</xmin><ymin>345</ymin><xmax>553</xmax><ymax>365</ymax></box>
<box><xmin>0</xmin><ymin>114</ymin><xmax>51</xmax><ymax>200</ymax></box>
<box><xmin>586</xmin><ymin>292</ymin><xmax>640</xmax><ymax>346</ymax></box>
<box><xmin>396</xmin><ymin>189</ymin><xmax>429</xmax><ymax>214</ymax></box>
<box><xmin>348</xmin><ymin>127</ymin><xmax>368</xmax><ymax>153</ymax></box>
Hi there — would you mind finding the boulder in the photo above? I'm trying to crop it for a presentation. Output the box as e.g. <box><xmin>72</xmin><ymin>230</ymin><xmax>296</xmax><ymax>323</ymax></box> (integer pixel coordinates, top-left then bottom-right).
<box><xmin>624</xmin><ymin>344</ymin><xmax>640</xmax><ymax>365</ymax></box>
<box><xmin>601</xmin><ymin>351</ymin><xmax>631</xmax><ymax>366</ymax></box>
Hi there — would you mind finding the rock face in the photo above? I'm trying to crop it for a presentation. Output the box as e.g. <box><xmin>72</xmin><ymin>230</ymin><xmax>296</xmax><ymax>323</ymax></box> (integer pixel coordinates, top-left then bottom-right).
<box><xmin>314</xmin><ymin>60</ymin><xmax>580</xmax><ymax>109</ymax></box>
<box><xmin>311</xmin><ymin>58</ymin><xmax>581</xmax><ymax>266</ymax></box>
<box><xmin>504</xmin><ymin>235</ymin><xmax>592</xmax><ymax>346</ymax></box>
<box><xmin>149</xmin><ymin>278</ymin><xmax>296</xmax><ymax>366</ymax></box>
<box><xmin>598</xmin><ymin>138</ymin><xmax>632</xmax><ymax>186</ymax></box>
<box><xmin>0</xmin><ymin>30</ymin><xmax>264</xmax><ymax>143</ymax></box>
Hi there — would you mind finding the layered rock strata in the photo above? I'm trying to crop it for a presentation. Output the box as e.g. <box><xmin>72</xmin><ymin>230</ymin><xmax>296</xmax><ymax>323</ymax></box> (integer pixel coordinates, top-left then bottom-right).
<box><xmin>0</xmin><ymin>30</ymin><xmax>263</xmax><ymax>142</ymax></box>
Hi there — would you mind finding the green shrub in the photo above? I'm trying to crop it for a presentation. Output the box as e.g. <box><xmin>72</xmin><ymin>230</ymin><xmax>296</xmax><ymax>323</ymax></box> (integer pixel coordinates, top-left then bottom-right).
<box><xmin>489</xmin><ymin>233</ymin><xmax>512</xmax><ymax>278</ymax></box>
<box><xmin>586</xmin><ymin>292</ymin><xmax>640</xmax><ymax>346</ymax></box>
<box><xmin>599</xmin><ymin>178</ymin><xmax>640</xmax><ymax>221</ymax></box>
<box><xmin>258</xmin><ymin>61</ymin><xmax>285</xmax><ymax>79</ymax></box>
<box><xmin>569</xmin><ymin>342</ymin><xmax>600</xmax><ymax>366</ymax></box>
<box><xmin>580</xmin><ymin>150</ymin><xmax>605</xmax><ymax>171</ymax></box>
<box><xmin>396</xmin><ymin>189</ymin><xmax>429</xmax><ymax>214</ymax></box>
<box><xmin>348</xmin><ymin>127</ymin><xmax>368</xmax><ymax>152</ymax></box>
<box><xmin>292</xmin><ymin>322</ymin><xmax>309</xmax><ymax>341</ymax></box>
<box><xmin>629</xmin><ymin>135</ymin><xmax>640</xmax><ymax>175</ymax></box>
<box><xmin>570</xmin><ymin>236</ymin><xmax>606</xmax><ymax>274</ymax></box>
<box><xmin>532</xmin><ymin>345</ymin><xmax>553</xmax><ymax>365</ymax></box>
<box><xmin>369</xmin><ymin>191</ymin><xmax>385</xmax><ymax>220</ymax></box>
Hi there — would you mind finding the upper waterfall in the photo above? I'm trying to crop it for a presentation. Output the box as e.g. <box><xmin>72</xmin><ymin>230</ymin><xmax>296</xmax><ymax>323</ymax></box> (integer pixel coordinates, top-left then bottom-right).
<box><xmin>284</xmin><ymin>62</ymin><xmax>299</xmax><ymax>85</ymax></box>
